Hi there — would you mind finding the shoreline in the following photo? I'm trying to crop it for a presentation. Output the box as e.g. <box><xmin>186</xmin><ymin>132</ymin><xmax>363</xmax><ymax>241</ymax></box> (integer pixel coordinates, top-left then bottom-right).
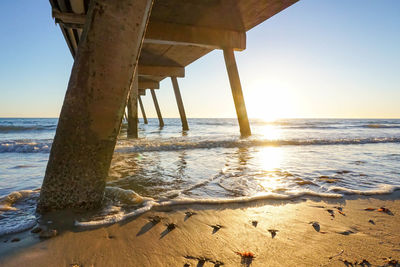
<box><xmin>1</xmin><ymin>193</ymin><xmax>400</xmax><ymax>266</ymax></box>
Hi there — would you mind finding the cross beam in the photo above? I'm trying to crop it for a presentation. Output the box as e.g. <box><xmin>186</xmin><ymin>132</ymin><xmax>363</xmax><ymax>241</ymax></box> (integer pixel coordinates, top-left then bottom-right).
<box><xmin>139</xmin><ymin>65</ymin><xmax>185</xmax><ymax>77</ymax></box>
<box><xmin>139</xmin><ymin>81</ymin><xmax>159</xmax><ymax>90</ymax></box>
<box><xmin>52</xmin><ymin>10</ymin><xmax>246</xmax><ymax>50</ymax></box>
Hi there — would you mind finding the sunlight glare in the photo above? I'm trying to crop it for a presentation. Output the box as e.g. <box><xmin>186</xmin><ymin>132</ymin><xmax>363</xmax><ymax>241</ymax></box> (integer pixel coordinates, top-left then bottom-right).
<box><xmin>245</xmin><ymin>80</ymin><xmax>296</xmax><ymax>122</ymax></box>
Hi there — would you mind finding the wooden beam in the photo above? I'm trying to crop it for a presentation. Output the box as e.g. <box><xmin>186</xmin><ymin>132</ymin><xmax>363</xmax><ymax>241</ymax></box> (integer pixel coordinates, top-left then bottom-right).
<box><xmin>139</xmin><ymin>89</ymin><xmax>146</xmax><ymax>96</ymax></box>
<box><xmin>171</xmin><ymin>77</ymin><xmax>189</xmax><ymax>131</ymax></box>
<box><xmin>52</xmin><ymin>11</ymin><xmax>246</xmax><ymax>50</ymax></box>
<box><xmin>139</xmin><ymin>65</ymin><xmax>184</xmax><ymax>77</ymax></box>
<box><xmin>52</xmin><ymin>9</ymin><xmax>86</xmax><ymax>25</ymax></box>
<box><xmin>139</xmin><ymin>81</ymin><xmax>159</xmax><ymax>90</ymax></box>
<box><xmin>127</xmin><ymin>71</ymin><xmax>139</xmax><ymax>138</ymax></box>
<box><xmin>151</xmin><ymin>89</ymin><xmax>164</xmax><ymax>128</ymax></box>
<box><xmin>223</xmin><ymin>48</ymin><xmax>251</xmax><ymax>137</ymax></box>
<box><xmin>145</xmin><ymin>21</ymin><xmax>246</xmax><ymax>50</ymax></box>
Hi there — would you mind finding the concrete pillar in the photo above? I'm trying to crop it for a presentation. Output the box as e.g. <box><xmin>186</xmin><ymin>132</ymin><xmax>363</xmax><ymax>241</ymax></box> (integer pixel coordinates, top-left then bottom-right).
<box><xmin>150</xmin><ymin>89</ymin><xmax>164</xmax><ymax>128</ymax></box>
<box><xmin>223</xmin><ymin>48</ymin><xmax>251</xmax><ymax>137</ymax></box>
<box><xmin>37</xmin><ymin>0</ymin><xmax>153</xmax><ymax>212</ymax></box>
<box><xmin>127</xmin><ymin>71</ymin><xmax>139</xmax><ymax>138</ymax></box>
<box><xmin>171</xmin><ymin>77</ymin><xmax>189</xmax><ymax>131</ymax></box>
<box><xmin>138</xmin><ymin>95</ymin><xmax>148</xmax><ymax>124</ymax></box>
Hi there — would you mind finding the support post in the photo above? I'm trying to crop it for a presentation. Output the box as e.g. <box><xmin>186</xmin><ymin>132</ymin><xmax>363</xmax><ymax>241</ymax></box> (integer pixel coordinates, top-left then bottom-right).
<box><xmin>37</xmin><ymin>0</ymin><xmax>153</xmax><ymax>212</ymax></box>
<box><xmin>223</xmin><ymin>48</ymin><xmax>251</xmax><ymax>137</ymax></box>
<box><xmin>150</xmin><ymin>89</ymin><xmax>164</xmax><ymax>128</ymax></box>
<box><xmin>171</xmin><ymin>77</ymin><xmax>189</xmax><ymax>131</ymax></box>
<box><xmin>124</xmin><ymin>110</ymin><xmax>128</xmax><ymax>122</ymax></box>
<box><xmin>127</xmin><ymin>71</ymin><xmax>139</xmax><ymax>138</ymax></box>
<box><xmin>138</xmin><ymin>95</ymin><xmax>148</xmax><ymax>124</ymax></box>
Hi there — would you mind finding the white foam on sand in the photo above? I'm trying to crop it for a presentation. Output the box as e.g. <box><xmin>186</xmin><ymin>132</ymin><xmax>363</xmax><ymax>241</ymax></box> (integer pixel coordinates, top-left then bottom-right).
<box><xmin>328</xmin><ymin>184</ymin><xmax>400</xmax><ymax>195</ymax></box>
<box><xmin>75</xmin><ymin>184</ymin><xmax>400</xmax><ymax>228</ymax></box>
<box><xmin>74</xmin><ymin>190</ymin><xmax>343</xmax><ymax>227</ymax></box>
<box><xmin>0</xmin><ymin>189</ymin><xmax>39</xmax><ymax>236</ymax></box>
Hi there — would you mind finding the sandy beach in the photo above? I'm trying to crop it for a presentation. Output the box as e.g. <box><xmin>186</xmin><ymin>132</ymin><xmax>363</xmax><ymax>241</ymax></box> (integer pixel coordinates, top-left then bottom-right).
<box><xmin>1</xmin><ymin>192</ymin><xmax>399</xmax><ymax>267</ymax></box>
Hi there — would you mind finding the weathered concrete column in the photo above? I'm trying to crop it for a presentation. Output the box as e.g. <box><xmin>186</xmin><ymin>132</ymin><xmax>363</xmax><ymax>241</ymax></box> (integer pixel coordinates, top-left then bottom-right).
<box><xmin>150</xmin><ymin>89</ymin><xmax>164</xmax><ymax>128</ymax></box>
<box><xmin>223</xmin><ymin>48</ymin><xmax>251</xmax><ymax>137</ymax></box>
<box><xmin>171</xmin><ymin>77</ymin><xmax>189</xmax><ymax>131</ymax></box>
<box><xmin>127</xmin><ymin>71</ymin><xmax>139</xmax><ymax>138</ymax></box>
<box><xmin>138</xmin><ymin>95</ymin><xmax>148</xmax><ymax>124</ymax></box>
<box><xmin>37</xmin><ymin>0</ymin><xmax>153</xmax><ymax>212</ymax></box>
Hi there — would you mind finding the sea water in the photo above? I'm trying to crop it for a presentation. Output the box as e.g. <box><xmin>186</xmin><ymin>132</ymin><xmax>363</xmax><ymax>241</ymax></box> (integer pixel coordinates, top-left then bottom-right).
<box><xmin>1</xmin><ymin>118</ymin><xmax>399</xmax><ymax>231</ymax></box>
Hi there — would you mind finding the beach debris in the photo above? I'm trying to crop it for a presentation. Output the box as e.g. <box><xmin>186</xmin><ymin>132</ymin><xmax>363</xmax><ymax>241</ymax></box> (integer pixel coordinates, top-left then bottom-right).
<box><xmin>184</xmin><ymin>255</ymin><xmax>213</xmax><ymax>266</ymax></box>
<box><xmin>327</xmin><ymin>209</ymin><xmax>335</xmax><ymax>218</ymax></box>
<box><xmin>338</xmin><ymin>210</ymin><xmax>346</xmax><ymax>216</ymax></box>
<box><xmin>368</xmin><ymin>219</ymin><xmax>375</xmax><ymax>225</ymax></box>
<box><xmin>365</xmin><ymin>208</ymin><xmax>375</xmax><ymax>212</ymax></box>
<box><xmin>364</xmin><ymin>207</ymin><xmax>393</xmax><ymax>215</ymax></box>
<box><xmin>311</xmin><ymin>205</ymin><xmax>326</xmax><ymax>209</ymax></box>
<box><xmin>148</xmin><ymin>215</ymin><xmax>162</xmax><ymax>224</ymax></box>
<box><xmin>309</xmin><ymin>221</ymin><xmax>320</xmax><ymax>232</ymax></box>
<box><xmin>165</xmin><ymin>222</ymin><xmax>177</xmax><ymax>231</ymax></box>
<box><xmin>209</xmin><ymin>224</ymin><xmax>225</xmax><ymax>234</ymax></box>
<box><xmin>377</xmin><ymin>207</ymin><xmax>393</xmax><ymax>215</ymax></box>
<box><xmin>358</xmin><ymin>259</ymin><xmax>371</xmax><ymax>266</ymax></box>
<box><xmin>382</xmin><ymin>257</ymin><xmax>399</xmax><ymax>266</ymax></box>
<box><xmin>211</xmin><ymin>260</ymin><xmax>224</xmax><ymax>266</ymax></box>
<box><xmin>30</xmin><ymin>226</ymin><xmax>42</xmax><ymax>234</ymax></box>
<box><xmin>328</xmin><ymin>249</ymin><xmax>344</xmax><ymax>260</ymax></box>
<box><xmin>197</xmin><ymin>257</ymin><xmax>208</xmax><ymax>266</ymax></box>
<box><xmin>39</xmin><ymin>229</ymin><xmax>58</xmax><ymax>238</ymax></box>
<box><xmin>339</xmin><ymin>259</ymin><xmax>351</xmax><ymax>265</ymax></box>
<box><xmin>184</xmin><ymin>211</ymin><xmax>197</xmax><ymax>219</ymax></box>
<box><xmin>251</xmin><ymin>220</ymin><xmax>258</xmax><ymax>227</ymax></box>
<box><xmin>268</xmin><ymin>229</ymin><xmax>278</xmax><ymax>238</ymax></box>
<box><xmin>341</xmin><ymin>259</ymin><xmax>371</xmax><ymax>266</ymax></box>
<box><xmin>11</xmin><ymin>238</ymin><xmax>20</xmax><ymax>242</ymax></box>
<box><xmin>338</xmin><ymin>230</ymin><xmax>354</xmax><ymax>236</ymax></box>
<box><xmin>236</xmin><ymin>251</ymin><xmax>255</xmax><ymax>259</ymax></box>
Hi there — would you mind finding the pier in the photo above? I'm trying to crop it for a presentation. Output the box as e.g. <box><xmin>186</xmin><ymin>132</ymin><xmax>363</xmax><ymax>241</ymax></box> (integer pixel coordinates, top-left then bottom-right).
<box><xmin>38</xmin><ymin>0</ymin><xmax>298</xmax><ymax>211</ymax></box>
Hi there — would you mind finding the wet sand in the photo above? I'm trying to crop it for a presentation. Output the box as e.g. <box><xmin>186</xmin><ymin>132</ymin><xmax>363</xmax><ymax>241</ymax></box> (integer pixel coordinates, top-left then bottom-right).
<box><xmin>1</xmin><ymin>193</ymin><xmax>400</xmax><ymax>267</ymax></box>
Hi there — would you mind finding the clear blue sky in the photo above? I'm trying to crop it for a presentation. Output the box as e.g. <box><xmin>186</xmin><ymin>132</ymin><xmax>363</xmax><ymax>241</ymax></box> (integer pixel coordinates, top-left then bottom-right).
<box><xmin>0</xmin><ymin>0</ymin><xmax>399</xmax><ymax>118</ymax></box>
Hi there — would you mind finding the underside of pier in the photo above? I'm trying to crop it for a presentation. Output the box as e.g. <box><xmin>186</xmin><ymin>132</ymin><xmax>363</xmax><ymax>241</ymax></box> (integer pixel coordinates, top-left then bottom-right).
<box><xmin>38</xmin><ymin>0</ymin><xmax>298</xmax><ymax>211</ymax></box>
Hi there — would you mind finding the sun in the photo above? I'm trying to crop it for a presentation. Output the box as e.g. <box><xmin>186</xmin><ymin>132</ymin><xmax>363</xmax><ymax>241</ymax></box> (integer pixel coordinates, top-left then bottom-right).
<box><xmin>245</xmin><ymin>81</ymin><xmax>296</xmax><ymax>122</ymax></box>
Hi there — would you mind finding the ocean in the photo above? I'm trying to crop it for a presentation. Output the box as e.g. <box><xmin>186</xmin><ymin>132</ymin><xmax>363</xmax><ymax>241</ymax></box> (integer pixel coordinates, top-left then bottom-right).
<box><xmin>1</xmin><ymin>118</ymin><xmax>400</xmax><ymax>233</ymax></box>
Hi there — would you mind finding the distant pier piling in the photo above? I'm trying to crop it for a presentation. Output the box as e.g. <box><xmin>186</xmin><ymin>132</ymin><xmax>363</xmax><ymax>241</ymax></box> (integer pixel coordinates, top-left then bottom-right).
<box><xmin>151</xmin><ymin>89</ymin><xmax>164</xmax><ymax>128</ymax></box>
<box><xmin>138</xmin><ymin>95</ymin><xmax>148</xmax><ymax>124</ymax></box>
<box><xmin>37</xmin><ymin>0</ymin><xmax>153</xmax><ymax>212</ymax></box>
<box><xmin>171</xmin><ymin>77</ymin><xmax>189</xmax><ymax>131</ymax></box>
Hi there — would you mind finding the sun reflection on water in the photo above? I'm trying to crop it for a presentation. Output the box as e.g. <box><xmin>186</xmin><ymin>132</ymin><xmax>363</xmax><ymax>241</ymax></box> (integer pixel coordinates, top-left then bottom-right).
<box><xmin>255</xmin><ymin>136</ymin><xmax>286</xmax><ymax>193</ymax></box>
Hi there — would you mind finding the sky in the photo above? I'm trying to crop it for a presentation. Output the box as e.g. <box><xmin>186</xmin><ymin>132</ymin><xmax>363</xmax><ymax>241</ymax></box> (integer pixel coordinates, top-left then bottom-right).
<box><xmin>0</xmin><ymin>0</ymin><xmax>399</xmax><ymax>119</ymax></box>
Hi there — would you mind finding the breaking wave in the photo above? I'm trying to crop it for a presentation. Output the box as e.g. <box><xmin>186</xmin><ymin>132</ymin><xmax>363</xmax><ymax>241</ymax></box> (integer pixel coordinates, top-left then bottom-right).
<box><xmin>2</xmin><ymin>137</ymin><xmax>399</xmax><ymax>154</ymax></box>
<box><xmin>0</xmin><ymin>140</ymin><xmax>52</xmax><ymax>153</ymax></box>
<box><xmin>116</xmin><ymin>137</ymin><xmax>400</xmax><ymax>153</ymax></box>
<box><xmin>0</xmin><ymin>125</ymin><xmax>56</xmax><ymax>133</ymax></box>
